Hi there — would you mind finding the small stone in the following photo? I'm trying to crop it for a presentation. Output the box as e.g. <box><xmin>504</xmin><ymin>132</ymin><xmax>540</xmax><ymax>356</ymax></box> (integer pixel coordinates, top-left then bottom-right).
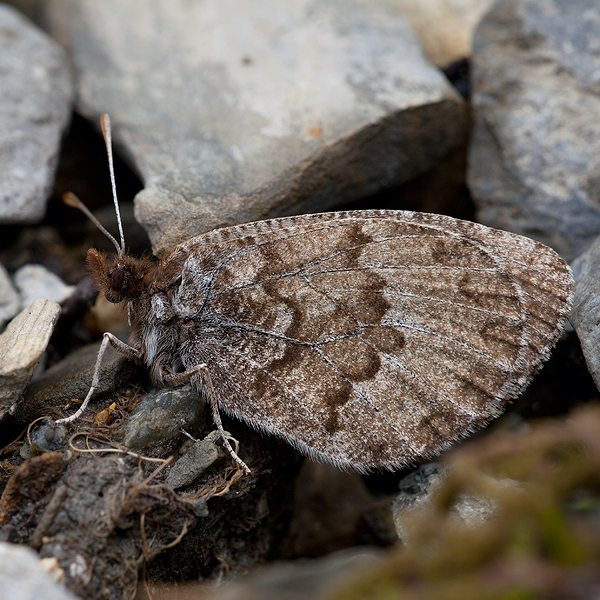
<box><xmin>0</xmin><ymin>524</ymin><xmax>17</xmax><ymax>543</ymax></box>
<box><xmin>570</xmin><ymin>237</ymin><xmax>600</xmax><ymax>391</ymax></box>
<box><xmin>166</xmin><ymin>431</ymin><xmax>224</xmax><ymax>489</ymax></box>
<box><xmin>0</xmin><ymin>299</ymin><xmax>60</xmax><ymax>419</ymax></box>
<box><xmin>19</xmin><ymin>444</ymin><xmax>34</xmax><ymax>460</ymax></box>
<box><xmin>0</xmin><ymin>542</ymin><xmax>78</xmax><ymax>600</ymax></box>
<box><xmin>392</xmin><ymin>463</ymin><xmax>449</xmax><ymax>542</ymax></box>
<box><xmin>468</xmin><ymin>0</ymin><xmax>600</xmax><ymax>262</ymax></box>
<box><xmin>0</xmin><ymin>5</ymin><xmax>73</xmax><ymax>224</ymax></box>
<box><xmin>123</xmin><ymin>384</ymin><xmax>206</xmax><ymax>449</ymax></box>
<box><xmin>392</xmin><ymin>462</ymin><xmax>499</xmax><ymax>543</ymax></box>
<box><xmin>194</xmin><ymin>497</ymin><xmax>209</xmax><ymax>518</ymax></box>
<box><xmin>0</xmin><ymin>264</ymin><xmax>20</xmax><ymax>331</ymax></box>
<box><xmin>39</xmin><ymin>556</ymin><xmax>65</xmax><ymax>585</ymax></box>
<box><xmin>13</xmin><ymin>264</ymin><xmax>76</xmax><ymax>308</ymax></box>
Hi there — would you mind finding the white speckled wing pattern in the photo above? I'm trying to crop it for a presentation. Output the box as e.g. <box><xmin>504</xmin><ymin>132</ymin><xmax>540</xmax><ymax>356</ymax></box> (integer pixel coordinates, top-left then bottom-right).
<box><xmin>162</xmin><ymin>210</ymin><xmax>573</xmax><ymax>470</ymax></box>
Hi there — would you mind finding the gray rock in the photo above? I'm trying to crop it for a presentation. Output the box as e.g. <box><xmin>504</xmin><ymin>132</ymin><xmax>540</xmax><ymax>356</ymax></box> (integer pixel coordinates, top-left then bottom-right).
<box><xmin>392</xmin><ymin>462</ymin><xmax>499</xmax><ymax>542</ymax></box>
<box><xmin>11</xmin><ymin>338</ymin><xmax>140</xmax><ymax>425</ymax></box>
<box><xmin>392</xmin><ymin>463</ymin><xmax>449</xmax><ymax>542</ymax></box>
<box><xmin>43</xmin><ymin>0</ymin><xmax>465</xmax><ymax>256</ymax></box>
<box><xmin>13</xmin><ymin>264</ymin><xmax>75</xmax><ymax>308</ymax></box>
<box><xmin>0</xmin><ymin>299</ymin><xmax>60</xmax><ymax>419</ymax></box>
<box><xmin>467</xmin><ymin>0</ymin><xmax>600</xmax><ymax>262</ymax></box>
<box><xmin>0</xmin><ymin>5</ymin><xmax>73</xmax><ymax>224</ymax></box>
<box><xmin>0</xmin><ymin>542</ymin><xmax>77</xmax><ymax>600</ymax></box>
<box><xmin>122</xmin><ymin>383</ymin><xmax>206</xmax><ymax>448</ymax></box>
<box><xmin>0</xmin><ymin>264</ymin><xmax>20</xmax><ymax>331</ymax></box>
<box><xmin>19</xmin><ymin>442</ymin><xmax>34</xmax><ymax>460</ymax></box>
<box><xmin>166</xmin><ymin>431</ymin><xmax>224</xmax><ymax>489</ymax></box>
<box><xmin>164</xmin><ymin>547</ymin><xmax>384</xmax><ymax>600</ymax></box>
<box><xmin>570</xmin><ymin>238</ymin><xmax>600</xmax><ymax>390</ymax></box>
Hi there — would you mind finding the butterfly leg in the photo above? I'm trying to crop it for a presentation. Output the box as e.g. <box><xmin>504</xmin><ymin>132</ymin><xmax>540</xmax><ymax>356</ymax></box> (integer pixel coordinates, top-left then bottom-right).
<box><xmin>163</xmin><ymin>364</ymin><xmax>251</xmax><ymax>474</ymax></box>
<box><xmin>56</xmin><ymin>332</ymin><xmax>142</xmax><ymax>424</ymax></box>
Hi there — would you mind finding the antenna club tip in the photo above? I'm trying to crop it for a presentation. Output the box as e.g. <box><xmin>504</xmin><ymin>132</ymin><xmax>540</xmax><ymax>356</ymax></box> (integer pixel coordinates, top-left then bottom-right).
<box><xmin>62</xmin><ymin>191</ymin><xmax>83</xmax><ymax>209</ymax></box>
<box><xmin>98</xmin><ymin>113</ymin><xmax>125</xmax><ymax>252</ymax></box>
<box><xmin>100</xmin><ymin>113</ymin><xmax>111</xmax><ymax>139</ymax></box>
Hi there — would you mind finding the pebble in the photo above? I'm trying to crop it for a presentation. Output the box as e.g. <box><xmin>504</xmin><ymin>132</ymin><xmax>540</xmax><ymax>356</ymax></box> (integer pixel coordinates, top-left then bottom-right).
<box><xmin>0</xmin><ymin>264</ymin><xmax>20</xmax><ymax>331</ymax></box>
<box><xmin>13</xmin><ymin>264</ymin><xmax>76</xmax><ymax>308</ymax></box>
<box><xmin>570</xmin><ymin>239</ymin><xmax>600</xmax><ymax>391</ymax></box>
<box><xmin>392</xmin><ymin>463</ymin><xmax>498</xmax><ymax>543</ymax></box>
<box><xmin>42</xmin><ymin>0</ymin><xmax>465</xmax><ymax>256</ymax></box>
<box><xmin>122</xmin><ymin>383</ymin><xmax>207</xmax><ymax>449</ymax></box>
<box><xmin>392</xmin><ymin>463</ymin><xmax>448</xmax><ymax>542</ymax></box>
<box><xmin>0</xmin><ymin>299</ymin><xmax>60</xmax><ymax>420</ymax></box>
<box><xmin>468</xmin><ymin>0</ymin><xmax>600</xmax><ymax>262</ymax></box>
<box><xmin>0</xmin><ymin>5</ymin><xmax>73</xmax><ymax>224</ymax></box>
<box><xmin>166</xmin><ymin>431</ymin><xmax>224</xmax><ymax>489</ymax></box>
<box><xmin>0</xmin><ymin>542</ymin><xmax>78</xmax><ymax>600</ymax></box>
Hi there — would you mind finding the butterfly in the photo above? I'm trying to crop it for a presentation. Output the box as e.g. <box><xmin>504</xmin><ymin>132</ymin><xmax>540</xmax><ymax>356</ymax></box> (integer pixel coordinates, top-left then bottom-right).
<box><xmin>56</xmin><ymin>115</ymin><xmax>573</xmax><ymax>474</ymax></box>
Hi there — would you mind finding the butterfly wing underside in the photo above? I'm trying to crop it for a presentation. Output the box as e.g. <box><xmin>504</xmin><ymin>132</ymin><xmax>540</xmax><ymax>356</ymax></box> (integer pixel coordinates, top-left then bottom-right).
<box><xmin>168</xmin><ymin>210</ymin><xmax>573</xmax><ymax>470</ymax></box>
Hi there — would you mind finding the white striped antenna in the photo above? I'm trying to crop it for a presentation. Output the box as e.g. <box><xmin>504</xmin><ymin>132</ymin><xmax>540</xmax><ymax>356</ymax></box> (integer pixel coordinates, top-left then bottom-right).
<box><xmin>61</xmin><ymin>114</ymin><xmax>127</xmax><ymax>257</ymax></box>
<box><xmin>100</xmin><ymin>113</ymin><xmax>125</xmax><ymax>258</ymax></box>
<box><xmin>62</xmin><ymin>191</ymin><xmax>122</xmax><ymax>255</ymax></box>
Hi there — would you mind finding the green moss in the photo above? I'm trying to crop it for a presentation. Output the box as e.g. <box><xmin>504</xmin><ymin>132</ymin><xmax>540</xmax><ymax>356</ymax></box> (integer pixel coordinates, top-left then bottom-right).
<box><xmin>326</xmin><ymin>406</ymin><xmax>600</xmax><ymax>600</ymax></box>
<box><xmin>539</xmin><ymin>504</ymin><xmax>590</xmax><ymax>565</ymax></box>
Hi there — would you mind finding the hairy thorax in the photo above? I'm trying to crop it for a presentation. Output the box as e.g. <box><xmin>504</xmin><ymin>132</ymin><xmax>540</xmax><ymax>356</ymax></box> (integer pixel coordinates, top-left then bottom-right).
<box><xmin>133</xmin><ymin>257</ymin><xmax>214</xmax><ymax>386</ymax></box>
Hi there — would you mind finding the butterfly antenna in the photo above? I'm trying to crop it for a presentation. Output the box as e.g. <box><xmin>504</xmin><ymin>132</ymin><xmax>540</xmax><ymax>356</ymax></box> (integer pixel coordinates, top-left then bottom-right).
<box><xmin>100</xmin><ymin>113</ymin><xmax>126</xmax><ymax>258</ymax></box>
<box><xmin>62</xmin><ymin>192</ymin><xmax>122</xmax><ymax>255</ymax></box>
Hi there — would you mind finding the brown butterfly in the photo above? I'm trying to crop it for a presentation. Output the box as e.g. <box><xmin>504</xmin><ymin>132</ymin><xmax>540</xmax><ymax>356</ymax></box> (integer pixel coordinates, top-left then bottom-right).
<box><xmin>56</xmin><ymin>114</ymin><xmax>573</xmax><ymax>474</ymax></box>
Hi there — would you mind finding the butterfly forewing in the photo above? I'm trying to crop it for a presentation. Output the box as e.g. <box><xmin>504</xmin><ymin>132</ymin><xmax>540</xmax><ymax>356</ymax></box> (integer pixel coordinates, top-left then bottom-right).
<box><xmin>161</xmin><ymin>210</ymin><xmax>572</xmax><ymax>470</ymax></box>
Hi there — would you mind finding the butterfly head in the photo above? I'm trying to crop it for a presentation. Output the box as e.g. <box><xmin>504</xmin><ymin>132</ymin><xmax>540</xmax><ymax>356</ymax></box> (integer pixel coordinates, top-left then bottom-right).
<box><xmin>63</xmin><ymin>113</ymin><xmax>154</xmax><ymax>305</ymax></box>
<box><xmin>86</xmin><ymin>248</ymin><xmax>147</xmax><ymax>304</ymax></box>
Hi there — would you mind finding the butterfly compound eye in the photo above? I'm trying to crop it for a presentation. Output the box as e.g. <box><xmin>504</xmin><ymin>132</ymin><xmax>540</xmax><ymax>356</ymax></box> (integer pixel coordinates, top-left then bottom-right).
<box><xmin>110</xmin><ymin>269</ymin><xmax>125</xmax><ymax>291</ymax></box>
